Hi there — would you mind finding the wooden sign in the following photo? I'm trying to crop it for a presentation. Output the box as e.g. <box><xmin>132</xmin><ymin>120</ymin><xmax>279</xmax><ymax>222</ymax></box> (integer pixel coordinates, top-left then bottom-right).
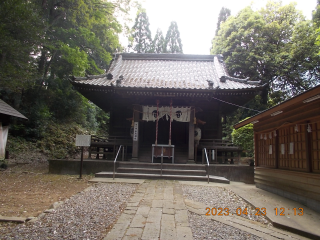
<box><xmin>75</xmin><ymin>135</ymin><xmax>91</xmax><ymax>147</ymax></box>
<box><xmin>133</xmin><ymin>122</ymin><xmax>138</xmax><ymax>141</ymax></box>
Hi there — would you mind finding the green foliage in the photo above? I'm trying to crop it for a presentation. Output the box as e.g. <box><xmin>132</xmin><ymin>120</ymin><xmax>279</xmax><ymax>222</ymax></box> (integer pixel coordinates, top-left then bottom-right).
<box><xmin>7</xmin><ymin>122</ymin><xmax>88</xmax><ymax>159</ymax></box>
<box><xmin>215</xmin><ymin>7</ymin><xmax>231</xmax><ymax>36</ymax></box>
<box><xmin>0</xmin><ymin>0</ymin><xmax>129</xmax><ymax>159</ymax></box>
<box><xmin>212</xmin><ymin>1</ymin><xmax>320</xmax><ymax>102</ymax></box>
<box><xmin>164</xmin><ymin>21</ymin><xmax>183</xmax><ymax>53</ymax></box>
<box><xmin>223</xmin><ymin>95</ymin><xmax>267</xmax><ymax>141</ymax></box>
<box><xmin>313</xmin><ymin>0</ymin><xmax>320</xmax><ymax>27</ymax></box>
<box><xmin>151</xmin><ymin>29</ymin><xmax>165</xmax><ymax>53</ymax></box>
<box><xmin>130</xmin><ymin>8</ymin><xmax>152</xmax><ymax>53</ymax></box>
<box><xmin>0</xmin><ymin>0</ymin><xmax>43</xmax><ymax>91</ymax></box>
<box><xmin>231</xmin><ymin>119</ymin><xmax>254</xmax><ymax>157</ymax></box>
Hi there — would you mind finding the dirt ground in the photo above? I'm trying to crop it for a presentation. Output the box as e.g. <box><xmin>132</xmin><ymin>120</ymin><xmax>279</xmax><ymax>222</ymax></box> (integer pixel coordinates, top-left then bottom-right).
<box><xmin>0</xmin><ymin>161</ymin><xmax>93</xmax><ymax>218</ymax></box>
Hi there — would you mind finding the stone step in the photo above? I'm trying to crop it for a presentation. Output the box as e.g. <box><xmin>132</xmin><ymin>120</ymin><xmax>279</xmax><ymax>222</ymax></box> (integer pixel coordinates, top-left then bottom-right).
<box><xmin>95</xmin><ymin>172</ymin><xmax>230</xmax><ymax>184</ymax></box>
<box><xmin>117</xmin><ymin>167</ymin><xmax>207</xmax><ymax>176</ymax></box>
<box><xmin>118</xmin><ymin>162</ymin><xmax>206</xmax><ymax>170</ymax></box>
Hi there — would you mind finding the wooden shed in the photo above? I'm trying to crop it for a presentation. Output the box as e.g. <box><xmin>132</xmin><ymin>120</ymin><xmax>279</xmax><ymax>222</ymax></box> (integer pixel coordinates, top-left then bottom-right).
<box><xmin>234</xmin><ymin>85</ymin><xmax>320</xmax><ymax>212</ymax></box>
<box><xmin>71</xmin><ymin>53</ymin><xmax>264</xmax><ymax>163</ymax></box>
<box><xmin>0</xmin><ymin>99</ymin><xmax>28</xmax><ymax>160</ymax></box>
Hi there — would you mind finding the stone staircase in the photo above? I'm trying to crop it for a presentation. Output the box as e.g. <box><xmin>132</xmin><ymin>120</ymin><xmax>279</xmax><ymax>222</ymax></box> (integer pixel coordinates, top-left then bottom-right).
<box><xmin>95</xmin><ymin>162</ymin><xmax>230</xmax><ymax>184</ymax></box>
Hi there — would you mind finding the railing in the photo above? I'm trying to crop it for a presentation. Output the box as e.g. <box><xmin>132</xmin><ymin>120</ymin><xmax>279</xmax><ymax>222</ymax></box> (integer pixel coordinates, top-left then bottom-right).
<box><xmin>203</xmin><ymin>148</ymin><xmax>210</xmax><ymax>184</ymax></box>
<box><xmin>113</xmin><ymin>145</ymin><xmax>125</xmax><ymax>180</ymax></box>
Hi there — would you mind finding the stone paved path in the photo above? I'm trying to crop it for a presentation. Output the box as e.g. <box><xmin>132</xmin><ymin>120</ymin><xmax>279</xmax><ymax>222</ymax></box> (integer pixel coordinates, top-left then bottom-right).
<box><xmin>103</xmin><ymin>180</ymin><xmax>309</xmax><ymax>240</ymax></box>
<box><xmin>104</xmin><ymin>180</ymin><xmax>193</xmax><ymax>240</ymax></box>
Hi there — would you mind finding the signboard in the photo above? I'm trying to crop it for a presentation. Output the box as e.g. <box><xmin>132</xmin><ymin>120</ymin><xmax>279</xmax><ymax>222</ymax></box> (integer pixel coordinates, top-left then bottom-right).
<box><xmin>75</xmin><ymin>135</ymin><xmax>91</xmax><ymax>147</ymax></box>
<box><xmin>269</xmin><ymin>145</ymin><xmax>272</xmax><ymax>154</ymax></box>
<box><xmin>281</xmin><ymin>144</ymin><xmax>285</xmax><ymax>155</ymax></box>
<box><xmin>289</xmin><ymin>142</ymin><xmax>294</xmax><ymax>155</ymax></box>
<box><xmin>133</xmin><ymin>122</ymin><xmax>138</xmax><ymax>141</ymax></box>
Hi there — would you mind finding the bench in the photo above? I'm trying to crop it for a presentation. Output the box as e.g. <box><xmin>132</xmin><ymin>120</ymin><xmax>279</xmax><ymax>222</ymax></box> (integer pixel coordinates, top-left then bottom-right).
<box><xmin>196</xmin><ymin>139</ymin><xmax>241</xmax><ymax>164</ymax></box>
<box><xmin>89</xmin><ymin>135</ymin><xmax>132</xmax><ymax>160</ymax></box>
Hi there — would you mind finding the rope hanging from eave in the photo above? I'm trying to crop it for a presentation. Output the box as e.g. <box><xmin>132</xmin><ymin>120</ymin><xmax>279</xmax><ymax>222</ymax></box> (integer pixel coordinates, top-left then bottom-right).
<box><xmin>211</xmin><ymin>96</ymin><xmax>261</xmax><ymax>113</ymax></box>
<box><xmin>155</xmin><ymin>100</ymin><xmax>159</xmax><ymax>146</ymax></box>
<box><xmin>169</xmin><ymin>99</ymin><xmax>172</xmax><ymax>146</ymax></box>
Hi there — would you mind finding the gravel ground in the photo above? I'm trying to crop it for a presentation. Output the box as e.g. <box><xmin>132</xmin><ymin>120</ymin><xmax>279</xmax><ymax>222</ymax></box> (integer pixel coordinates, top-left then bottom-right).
<box><xmin>188</xmin><ymin>211</ymin><xmax>262</xmax><ymax>240</ymax></box>
<box><xmin>182</xmin><ymin>185</ymin><xmax>270</xmax><ymax>240</ymax></box>
<box><xmin>0</xmin><ymin>183</ymin><xmax>138</xmax><ymax>240</ymax></box>
<box><xmin>182</xmin><ymin>185</ymin><xmax>271</xmax><ymax>225</ymax></box>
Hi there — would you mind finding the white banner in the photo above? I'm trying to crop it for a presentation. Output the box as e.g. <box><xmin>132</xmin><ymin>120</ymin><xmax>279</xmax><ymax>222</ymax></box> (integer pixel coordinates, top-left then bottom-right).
<box><xmin>0</xmin><ymin>124</ymin><xmax>9</xmax><ymax>160</ymax></box>
<box><xmin>171</xmin><ymin>107</ymin><xmax>190</xmax><ymax>122</ymax></box>
<box><xmin>142</xmin><ymin>106</ymin><xmax>191</xmax><ymax>122</ymax></box>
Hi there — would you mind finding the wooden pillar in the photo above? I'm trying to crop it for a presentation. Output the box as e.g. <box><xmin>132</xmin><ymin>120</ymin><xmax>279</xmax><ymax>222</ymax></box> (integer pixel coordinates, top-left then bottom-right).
<box><xmin>275</xmin><ymin>130</ymin><xmax>279</xmax><ymax>169</ymax></box>
<box><xmin>188</xmin><ymin>108</ymin><xmax>195</xmax><ymax>160</ymax></box>
<box><xmin>132</xmin><ymin>106</ymin><xmax>140</xmax><ymax>160</ymax></box>
<box><xmin>217</xmin><ymin>112</ymin><xmax>223</xmax><ymax>139</ymax></box>
<box><xmin>254</xmin><ymin>133</ymin><xmax>259</xmax><ymax>167</ymax></box>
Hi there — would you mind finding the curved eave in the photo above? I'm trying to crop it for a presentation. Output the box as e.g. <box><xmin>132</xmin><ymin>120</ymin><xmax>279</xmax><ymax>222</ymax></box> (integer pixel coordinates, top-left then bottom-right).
<box><xmin>234</xmin><ymin>85</ymin><xmax>320</xmax><ymax>130</ymax></box>
<box><xmin>71</xmin><ymin>80</ymin><xmax>265</xmax><ymax>92</ymax></box>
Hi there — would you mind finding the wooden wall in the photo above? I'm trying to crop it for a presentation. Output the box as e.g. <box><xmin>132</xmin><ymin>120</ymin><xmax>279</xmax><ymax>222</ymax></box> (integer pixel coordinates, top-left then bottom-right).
<box><xmin>196</xmin><ymin>110</ymin><xmax>220</xmax><ymax>139</ymax></box>
<box><xmin>311</xmin><ymin>120</ymin><xmax>320</xmax><ymax>173</ymax></box>
<box><xmin>109</xmin><ymin>104</ymin><xmax>132</xmax><ymax>136</ymax></box>
<box><xmin>255</xmin><ymin>167</ymin><xmax>320</xmax><ymax>212</ymax></box>
<box><xmin>254</xmin><ymin>116</ymin><xmax>320</xmax><ymax>213</ymax></box>
<box><xmin>255</xmin><ymin>116</ymin><xmax>320</xmax><ymax>173</ymax></box>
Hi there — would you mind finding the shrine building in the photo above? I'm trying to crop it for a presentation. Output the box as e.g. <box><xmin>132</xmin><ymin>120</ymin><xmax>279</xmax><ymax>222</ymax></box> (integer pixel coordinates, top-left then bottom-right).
<box><xmin>71</xmin><ymin>53</ymin><xmax>264</xmax><ymax>164</ymax></box>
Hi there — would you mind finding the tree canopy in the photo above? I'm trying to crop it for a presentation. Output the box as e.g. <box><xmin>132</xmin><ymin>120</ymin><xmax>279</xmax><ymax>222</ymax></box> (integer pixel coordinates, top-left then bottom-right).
<box><xmin>215</xmin><ymin>7</ymin><xmax>231</xmax><ymax>36</ymax></box>
<box><xmin>151</xmin><ymin>29</ymin><xmax>165</xmax><ymax>53</ymax></box>
<box><xmin>130</xmin><ymin>8</ymin><xmax>153</xmax><ymax>53</ymax></box>
<box><xmin>211</xmin><ymin>1</ymin><xmax>320</xmax><ymax>101</ymax></box>
<box><xmin>164</xmin><ymin>21</ymin><xmax>183</xmax><ymax>53</ymax></box>
<box><xmin>0</xmin><ymin>0</ymin><xmax>131</xmax><ymax>151</ymax></box>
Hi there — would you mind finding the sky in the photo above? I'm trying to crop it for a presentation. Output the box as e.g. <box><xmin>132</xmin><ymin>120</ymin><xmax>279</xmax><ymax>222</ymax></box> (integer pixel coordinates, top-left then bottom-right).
<box><xmin>128</xmin><ymin>0</ymin><xmax>318</xmax><ymax>54</ymax></box>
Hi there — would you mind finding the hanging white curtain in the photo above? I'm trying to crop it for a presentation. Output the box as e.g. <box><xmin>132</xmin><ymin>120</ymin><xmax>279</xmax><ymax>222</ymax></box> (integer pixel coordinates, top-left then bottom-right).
<box><xmin>171</xmin><ymin>107</ymin><xmax>190</xmax><ymax>122</ymax></box>
<box><xmin>0</xmin><ymin>123</ymin><xmax>9</xmax><ymax>160</ymax></box>
<box><xmin>142</xmin><ymin>106</ymin><xmax>190</xmax><ymax>122</ymax></box>
<box><xmin>142</xmin><ymin>106</ymin><xmax>165</xmax><ymax>122</ymax></box>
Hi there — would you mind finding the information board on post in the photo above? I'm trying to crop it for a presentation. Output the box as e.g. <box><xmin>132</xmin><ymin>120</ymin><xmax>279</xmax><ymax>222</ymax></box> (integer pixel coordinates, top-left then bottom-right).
<box><xmin>75</xmin><ymin>135</ymin><xmax>91</xmax><ymax>147</ymax></box>
<box><xmin>75</xmin><ymin>135</ymin><xmax>91</xmax><ymax>179</ymax></box>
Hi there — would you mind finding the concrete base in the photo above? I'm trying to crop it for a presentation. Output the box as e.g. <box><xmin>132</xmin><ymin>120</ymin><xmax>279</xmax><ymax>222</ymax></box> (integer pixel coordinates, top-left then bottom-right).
<box><xmin>48</xmin><ymin>160</ymin><xmax>254</xmax><ymax>184</ymax></box>
<box><xmin>208</xmin><ymin>165</ymin><xmax>254</xmax><ymax>184</ymax></box>
<box><xmin>256</xmin><ymin>183</ymin><xmax>320</xmax><ymax>213</ymax></box>
<box><xmin>49</xmin><ymin>159</ymin><xmax>114</xmax><ymax>175</ymax></box>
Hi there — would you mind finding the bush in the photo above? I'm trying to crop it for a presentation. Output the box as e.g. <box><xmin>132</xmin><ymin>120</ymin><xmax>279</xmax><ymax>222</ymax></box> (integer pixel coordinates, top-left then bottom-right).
<box><xmin>231</xmin><ymin>120</ymin><xmax>254</xmax><ymax>157</ymax></box>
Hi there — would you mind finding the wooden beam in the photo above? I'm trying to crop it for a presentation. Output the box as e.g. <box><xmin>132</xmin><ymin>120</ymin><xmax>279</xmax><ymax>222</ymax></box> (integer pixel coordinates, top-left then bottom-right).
<box><xmin>254</xmin><ymin>133</ymin><xmax>259</xmax><ymax>167</ymax></box>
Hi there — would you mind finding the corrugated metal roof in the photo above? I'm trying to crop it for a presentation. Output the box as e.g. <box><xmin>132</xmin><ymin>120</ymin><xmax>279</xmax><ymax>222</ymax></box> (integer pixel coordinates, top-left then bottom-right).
<box><xmin>0</xmin><ymin>99</ymin><xmax>28</xmax><ymax>119</ymax></box>
<box><xmin>73</xmin><ymin>53</ymin><xmax>262</xmax><ymax>91</ymax></box>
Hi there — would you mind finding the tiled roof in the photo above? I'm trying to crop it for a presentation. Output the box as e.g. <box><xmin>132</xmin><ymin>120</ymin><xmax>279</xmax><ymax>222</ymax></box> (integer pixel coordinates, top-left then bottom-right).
<box><xmin>0</xmin><ymin>99</ymin><xmax>28</xmax><ymax>119</ymax></box>
<box><xmin>72</xmin><ymin>53</ymin><xmax>262</xmax><ymax>91</ymax></box>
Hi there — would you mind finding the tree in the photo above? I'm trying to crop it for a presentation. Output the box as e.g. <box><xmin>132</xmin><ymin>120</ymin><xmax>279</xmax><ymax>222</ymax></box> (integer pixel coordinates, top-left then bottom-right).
<box><xmin>211</xmin><ymin>1</ymin><xmax>320</xmax><ymax>101</ymax></box>
<box><xmin>231</xmin><ymin>119</ymin><xmax>254</xmax><ymax>157</ymax></box>
<box><xmin>313</xmin><ymin>0</ymin><xmax>320</xmax><ymax>26</ymax></box>
<box><xmin>130</xmin><ymin>8</ymin><xmax>153</xmax><ymax>53</ymax></box>
<box><xmin>0</xmin><ymin>0</ymin><xmax>44</xmax><ymax>92</ymax></box>
<box><xmin>0</xmin><ymin>0</ymin><xmax>129</xmax><ymax>140</ymax></box>
<box><xmin>215</xmin><ymin>7</ymin><xmax>231</xmax><ymax>36</ymax></box>
<box><xmin>164</xmin><ymin>21</ymin><xmax>183</xmax><ymax>53</ymax></box>
<box><xmin>151</xmin><ymin>29</ymin><xmax>165</xmax><ymax>53</ymax></box>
